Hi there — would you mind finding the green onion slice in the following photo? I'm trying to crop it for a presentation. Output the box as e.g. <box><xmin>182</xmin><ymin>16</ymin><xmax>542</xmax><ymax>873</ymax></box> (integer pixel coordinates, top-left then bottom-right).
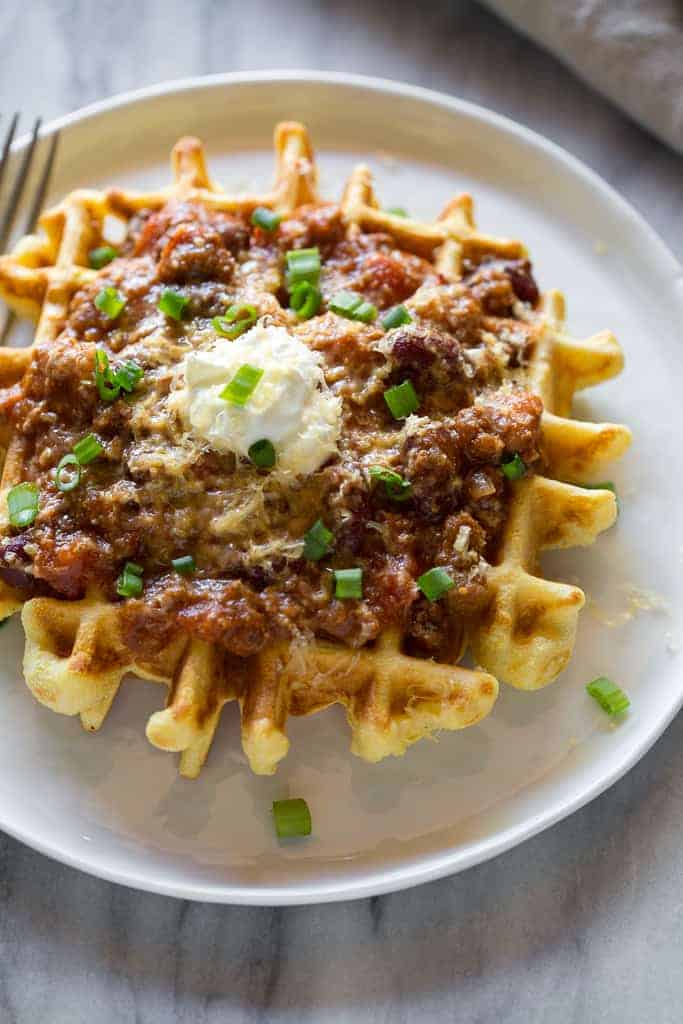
<box><xmin>329</xmin><ymin>291</ymin><xmax>376</xmax><ymax>323</ymax></box>
<box><xmin>7</xmin><ymin>482</ymin><xmax>39</xmax><ymax>529</ymax></box>
<box><xmin>158</xmin><ymin>288</ymin><xmax>188</xmax><ymax>321</ymax></box>
<box><xmin>386</xmin><ymin>206</ymin><xmax>408</xmax><ymax>217</ymax></box>
<box><xmin>113</xmin><ymin>359</ymin><xmax>143</xmax><ymax>394</ymax></box>
<box><xmin>272</xmin><ymin>797</ymin><xmax>312</xmax><ymax>839</ymax></box>
<box><xmin>501</xmin><ymin>453</ymin><xmax>526</xmax><ymax>480</ymax></box>
<box><xmin>172</xmin><ymin>555</ymin><xmax>196</xmax><ymax>575</ymax></box>
<box><xmin>334</xmin><ymin>567</ymin><xmax>363</xmax><ymax>600</ymax></box>
<box><xmin>583</xmin><ymin>481</ymin><xmax>616</xmax><ymax>493</ymax></box>
<box><xmin>586</xmin><ymin>676</ymin><xmax>630</xmax><ymax>716</ymax></box>
<box><xmin>96</xmin><ymin>374</ymin><xmax>119</xmax><ymax>401</ymax></box>
<box><xmin>583</xmin><ymin>480</ymin><xmax>619</xmax><ymax>515</ymax></box>
<box><xmin>353</xmin><ymin>300</ymin><xmax>377</xmax><ymax>324</ymax></box>
<box><xmin>116</xmin><ymin>561</ymin><xmax>144</xmax><ymax>599</ymax></box>
<box><xmin>248</xmin><ymin>439</ymin><xmax>276</xmax><ymax>468</ymax></box>
<box><xmin>418</xmin><ymin>566</ymin><xmax>455</xmax><ymax>602</ymax></box>
<box><xmin>381</xmin><ymin>304</ymin><xmax>412</xmax><ymax>330</ymax></box>
<box><xmin>55</xmin><ymin>454</ymin><xmax>81</xmax><ymax>493</ymax></box>
<box><xmin>94</xmin><ymin>349</ymin><xmax>143</xmax><ymax>401</ymax></box>
<box><xmin>55</xmin><ymin>432</ymin><xmax>105</xmax><ymax>492</ymax></box>
<box><xmin>73</xmin><ymin>433</ymin><xmax>104</xmax><ymax>466</ymax></box>
<box><xmin>88</xmin><ymin>245</ymin><xmax>118</xmax><ymax>270</ymax></box>
<box><xmin>329</xmin><ymin>290</ymin><xmax>363</xmax><ymax>317</ymax></box>
<box><xmin>285</xmin><ymin>247</ymin><xmax>321</xmax><ymax>287</ymax></box>
<box><xmin>94</xmin><ymin>348</ymin><xmax>110</xmax><ymax>376</ymax></box>
<box><xmin>303</xmin><ymin>519</ymin><xmax>333</xmax><ymax>561</ymax></box>
<box><xmin>368</xmin><ymin>465</ymin><xmax>412</xmax><ymax>502</ymax></box>
<box><xmin>95</xmin><ymin>286</ymin><xmax>126</xmax><ymax>320</ymax></box>
<box><xmin>213</xmin><ymin>303</ymin><xmax>258</xmax><ymax>340</ymax></box>
<box><xmin>219</xmin><ymin>363</ymin><xmax>264</xmax><ymax>406</ymax></box>
<box><xmin>384</xmin><ymin>379</ymin><xmax>419</xmax><ymax>419</ymax></box>
<box><xmin>251</xmin><ymin>206</ymin><xmax>282</xmax><ymax>232</ymax></box>
<box><xmin>94</xmin><ymin>349</ymin><xmax>119</xmax><ymax>401</ymax></box>
<box><xmin>289</xmin><ymin>280</ymin><xmax>321</xmax><ymax>320</ymax></box>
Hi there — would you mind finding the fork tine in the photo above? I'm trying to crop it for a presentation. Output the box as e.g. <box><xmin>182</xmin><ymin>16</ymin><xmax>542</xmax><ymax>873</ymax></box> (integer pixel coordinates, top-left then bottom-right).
<box><xmin>0</xmin><ymin>117</ymin><xmax>41</xmax><ymax>252</ymax></box>
<box><xmin>0</xmin><ymin>311</ymin><xmax>16</xmax><ymax>348</ymax></box>
<box><xmin>23</xmin><ymin>130</ymin><xmax>59</xmax><ymax>232</ymax></box>
<box><xmin>0</xmin><ymin>127</ymin><xmax>59</xmax><ymax>346</ymax></box>
<box><xmin>0</xmin><ymin>113</ymin><xmax>20</xmax><ymax>196</ymax></box>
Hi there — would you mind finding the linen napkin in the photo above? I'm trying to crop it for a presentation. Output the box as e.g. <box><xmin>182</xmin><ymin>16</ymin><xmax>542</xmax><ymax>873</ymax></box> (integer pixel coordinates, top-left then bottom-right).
<box><xmin>481</xmin><ymin>0</ymin><xmax>683</xmax><ymax>154</ymax></box>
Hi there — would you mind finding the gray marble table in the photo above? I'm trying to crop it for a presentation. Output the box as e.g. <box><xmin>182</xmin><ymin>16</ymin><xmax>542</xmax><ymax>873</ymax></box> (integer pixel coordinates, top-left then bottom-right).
<box><xmin>1</xmin><ymin>2</ymin><xmax>682</xmax><ymax>1021</ymax></box>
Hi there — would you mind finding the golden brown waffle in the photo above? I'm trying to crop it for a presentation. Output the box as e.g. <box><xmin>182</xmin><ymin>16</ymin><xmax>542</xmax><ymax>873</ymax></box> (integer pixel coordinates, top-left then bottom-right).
<box><xmin>469</xmin><ymin>289</ymin><xmax>630</xmax><ymax>687</ymax></box>
<box><xmin>0</xmin><ymin>122</ymin><xmax>630</xmax><ymax>776</ymax></box>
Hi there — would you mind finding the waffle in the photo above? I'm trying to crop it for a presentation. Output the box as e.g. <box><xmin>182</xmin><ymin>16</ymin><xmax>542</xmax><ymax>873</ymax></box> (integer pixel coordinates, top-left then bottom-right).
<box><xmin>0</xmin><ymin>122</ymin><xmax>630</xmax><ymax>777</ymax></box>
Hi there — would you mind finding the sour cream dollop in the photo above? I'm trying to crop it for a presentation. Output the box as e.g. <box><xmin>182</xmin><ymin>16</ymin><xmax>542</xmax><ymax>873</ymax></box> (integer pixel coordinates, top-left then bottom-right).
<box><xmin>176</xmin><ymin>321</ymin><xmax>342</xmax><ymax>475</ymax></box>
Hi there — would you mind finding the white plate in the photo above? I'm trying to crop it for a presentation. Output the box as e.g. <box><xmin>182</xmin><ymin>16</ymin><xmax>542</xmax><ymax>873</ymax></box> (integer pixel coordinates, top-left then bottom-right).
<box><xmin>1</xmin><ymin>72</ymin><xmax>681</xmax><ymax>905</ymax></box>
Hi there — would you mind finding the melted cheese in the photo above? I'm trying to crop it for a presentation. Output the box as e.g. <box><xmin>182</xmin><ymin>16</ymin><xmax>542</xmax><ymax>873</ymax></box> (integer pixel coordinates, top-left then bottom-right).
<box><xmin>174</xmin><ymin>321</ymin><xmax>342</xmax><ymax>475</ymax></box>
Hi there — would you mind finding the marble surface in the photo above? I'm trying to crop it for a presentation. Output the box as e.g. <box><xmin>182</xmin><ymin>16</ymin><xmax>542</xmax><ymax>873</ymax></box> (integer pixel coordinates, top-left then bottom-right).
<box><xmin>1</xmin><ymin>2</ymin><xmax>682</xmax><ymax>1021</ymax></box>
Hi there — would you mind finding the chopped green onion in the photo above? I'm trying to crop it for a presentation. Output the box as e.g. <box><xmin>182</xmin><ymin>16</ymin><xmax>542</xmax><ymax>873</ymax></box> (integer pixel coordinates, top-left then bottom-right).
<box><xmin>329</xmin><ymin>290</ymin><xmax>363</xmax><ymax>317</ymax></box>
<box><xmin>7</xmin><ymin>482</ymin><xmax>39</xmax><ymax>529</ymax></box>
<box><xmin>94</xmin><ymin>349</ymin><xmax>119</xmax><ymax>401</ymax></box>
<box><xmin>116</xmin><ymin>561</ymin><xmax>144</xmax><ymax>599</ymax></box>
<box><xmin>328</xmin><ymin>291</ymin><xmax>376</xmax><ymax>323</ymax></box>
<box><xmin>95</xmin><ymin>286</ymin><xmax>126</xmax><ymax>320</ymax></box>
<box><xmin>55</xmin><ymin>432</ymin><xmax>106</xmax><ymax>492</ymax></box>
<box><xmin>272</xmin><ymin>797</ymin><xmax>312</xmax><ymax>839</ymax></box>
<box><xmin>501</xmin><ymin>453</ymin><xmax>526</xmax><ymax>480</ymax></box>
<box><xmin>158</xmin><ymin>288</ymin><xmax>188</xmax><ymax>321</ymax></box>
<box><xmin>381</xmin><ymin>304</ymin><xmax>412</xmax><ymax>330</ymax></box>
<box><xmin>303</xmin><ymin>519</ymin><xmax>333</xmax><ymax>561</ymax></box>
<box><xmin>384</xmin><ymin>379</ymin><xmax>419</xmax><ymax>419</ymax></box>
<box><xmin>94</xmin><ymin>349</ymin><xmax>143</xmax><ymax>401</ymax></box>
<box><xmin>334</xmin><ymin>567</ymin><xmax>363</xmax><ymax>600</ymax></box>
<box><xmin>583</xmin><ymin>481</ymin><xmax>616</xmax><ymax>494</ymax></box>
<box><xmin>248</xmin><ymin>439</ymin><xmax>276</xmax><ymax>468</ymax></box>
<box><xmin>213</xmin><ymin>303</ymin><xmax>258</xmax><ymax>340</ymax></box>
<box><xmin>95</xmin><ymin>372</ymin><xmax>119</xmax><ymax>401</ymax></box>
<box><xmin>73</xmin><ymin>433</ymin><xmax>104</xmax><ymax>466</ymax></box>
<box><xmin>353</xmin><ymin>300</ymin><xmax>377</xmax><ymax>323</ymax></box>
<box><xmin>113</xmin><ymin>359</ymin><xmax>143</xmax><ymax>394</ymax></box>
<box><xmin>285</xmin><ymin>247</ymin><xmax>320</xmax><ymax>287</ymax></box>
<box><xmin>88</xmin><ymin>245</ymin><xmax>118</xmax><ymax>270</ymax></box>
<box><xmin>289</xmin><ymin>280</ymin><xmax>321</xmax><ymax>320</ymax></box>
<box><xmin>212</xmin><ymin>317</ymin><xmax>242</xmax><ymax>339</ymax></box>
<box><xmin>585</xmin><ymin>477</ymin><xmax>618</xmax><ymax>512</ymax></box>
<box><xmin>219</xmin><ymin>363</ymin><xmax>264</xmax><ymax>406</ymax></box>
<box><xmin>172</xmin><ymin>555</ymin><xmax>196</xmax><ymax>575</ymax></box>
<box><xmin>94</xmin><ymin>348</ymin><xmax>109</xmax><ymax>375</ymax></box>
<box><xmin>55</xmin><ymin>454</ymin><xmax>81</xmax><ymax>493</ymax></box>
<box><xmin>368</xmin><ymin>465</ymin><xmax>412</xmax><ymax>502</ymax></box>
<box><xmin>418</xmin><ymin>566</ymin><xmax>454</xmax><ymax>602</ymax></box>
<box><xmin>386</xmin><ymin>206</ymin><xmax>408</xmax><ymax>217</ymax></box>
<box><xmin>586</xmin><ymin>676</ymin><xmax>630</xmax><ymax>716</ymax></box>
<box><xmin>251</xmin><ymin>206</ymin><xmax>282</xmax><ymax>232</ymax></box>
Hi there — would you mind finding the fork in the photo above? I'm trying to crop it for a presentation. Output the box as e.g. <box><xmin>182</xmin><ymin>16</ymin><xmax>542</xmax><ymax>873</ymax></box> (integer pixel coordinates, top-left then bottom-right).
<box><xmin>0</xmin><ymin>114</ymin><xmax>60</xmax><ymax>344</ymax></box>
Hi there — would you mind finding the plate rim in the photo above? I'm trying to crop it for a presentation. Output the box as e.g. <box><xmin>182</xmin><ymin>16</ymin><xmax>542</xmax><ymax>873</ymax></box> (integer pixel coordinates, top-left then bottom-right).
<box><xmin>3</xmin><ymin>69</ymin><xmax>682</xmax><ymax>905</ymax></box>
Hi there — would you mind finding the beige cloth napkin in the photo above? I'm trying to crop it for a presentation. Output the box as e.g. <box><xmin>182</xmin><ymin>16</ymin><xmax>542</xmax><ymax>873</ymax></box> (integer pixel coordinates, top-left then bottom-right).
<box><xmin>482</xmin><ymin>0</ymin><xmax>683</xmax><ymax>154</ymax></box>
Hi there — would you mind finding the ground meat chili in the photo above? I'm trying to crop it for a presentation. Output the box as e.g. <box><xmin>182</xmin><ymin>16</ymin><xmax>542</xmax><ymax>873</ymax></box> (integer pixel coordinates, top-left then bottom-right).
<box><xmin>0</xmin><ymin>200</ymin><xmax>543</xmax><ymax>661</ymax></box>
